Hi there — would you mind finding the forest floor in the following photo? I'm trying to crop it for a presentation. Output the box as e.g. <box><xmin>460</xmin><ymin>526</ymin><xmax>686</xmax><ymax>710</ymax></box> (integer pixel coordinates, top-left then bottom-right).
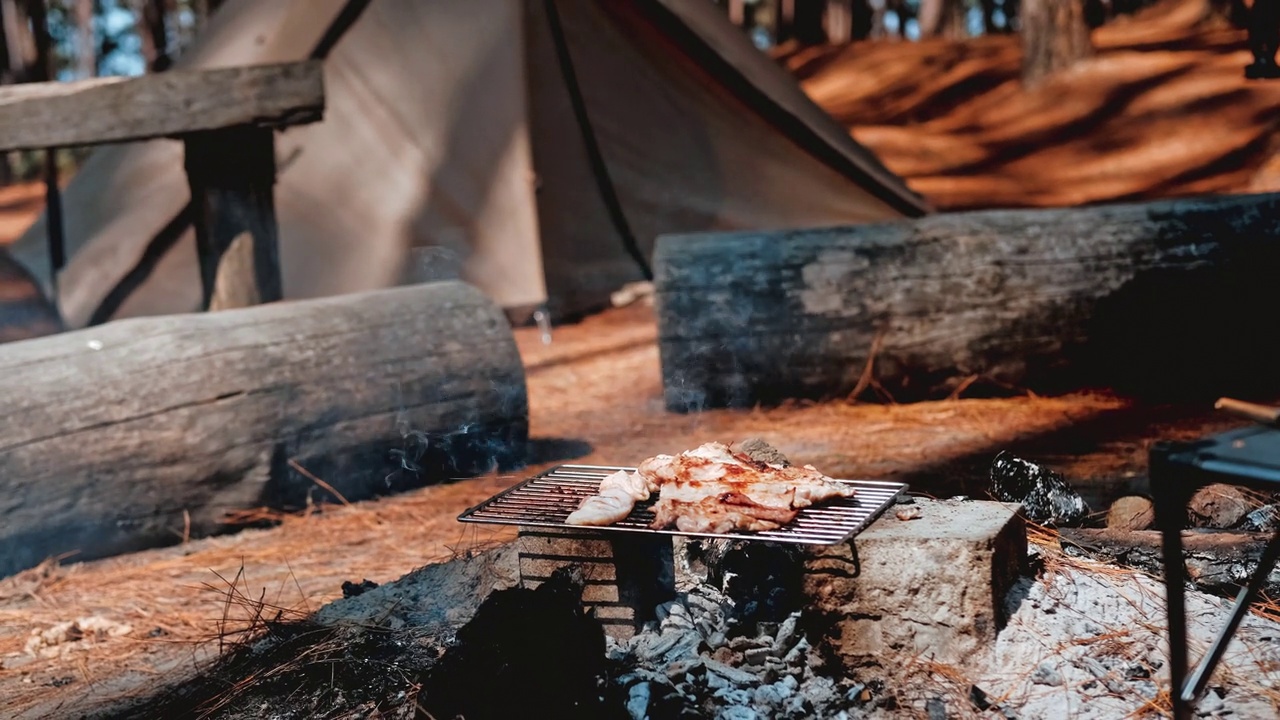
<box><xmin>777</xmin><ymin>0</ymin><xmax>1280</xmax><ymax>210</ymax></box>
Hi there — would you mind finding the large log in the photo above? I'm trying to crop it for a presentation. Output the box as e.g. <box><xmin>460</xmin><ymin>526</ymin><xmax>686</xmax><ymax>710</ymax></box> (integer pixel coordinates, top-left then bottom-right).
<box><xmin>655</xmin><ymin>193</ymin><xmax>1280</xmax><ymax>411</ymax></box>
<box><xmin>0</xmin><ymin>281</ymin><xmax>528</xmax><ymax>578</ymax></box>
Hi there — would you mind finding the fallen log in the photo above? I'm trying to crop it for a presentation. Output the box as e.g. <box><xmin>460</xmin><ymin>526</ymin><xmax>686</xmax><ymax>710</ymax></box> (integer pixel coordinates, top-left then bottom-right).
<box><xmin>654</xmin><ymin>193</ymin><xmax>1280</xmax><ymax>411</ymax></box>
<box><xmin>1059</xmin><ymin>528</ymin><xmax>1280</xmax><ymax>597</ymax></box>
<box><xmin>0</xmin><ymin>281</ymin><xmax>528</xmax><ymax>578</ymax></box>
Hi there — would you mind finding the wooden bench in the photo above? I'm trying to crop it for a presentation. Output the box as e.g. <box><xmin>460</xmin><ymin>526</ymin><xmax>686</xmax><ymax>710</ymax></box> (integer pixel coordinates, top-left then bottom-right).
<box><xmin>0</xmin><ymin>60</ymin><xmax>325</xmax><ymax>310</ymax></box>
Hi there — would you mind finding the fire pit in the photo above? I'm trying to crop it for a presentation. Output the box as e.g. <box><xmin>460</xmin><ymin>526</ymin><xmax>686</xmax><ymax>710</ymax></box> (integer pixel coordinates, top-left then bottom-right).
<box><xmin>457</xmin><ymin>463</ymin><xmax>908</xmax><ymax>639</ymax></box>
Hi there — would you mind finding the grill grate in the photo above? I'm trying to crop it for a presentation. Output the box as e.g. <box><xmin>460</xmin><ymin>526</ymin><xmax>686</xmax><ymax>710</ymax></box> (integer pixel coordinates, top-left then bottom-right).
<box><xmin>458</xmin><ymin>464</ymin><xmax>909</xmax><ymax>545</ymax></box>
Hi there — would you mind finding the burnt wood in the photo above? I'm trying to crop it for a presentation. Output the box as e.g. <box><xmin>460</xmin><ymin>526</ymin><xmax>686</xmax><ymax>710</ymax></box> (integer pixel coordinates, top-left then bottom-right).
<box><xmin>1060</xmin><ymin>528</ymin><xmax>1280</xmax><ymax>597</ymax></box>
<box><xmin>0</xmin><ymin>281</ymin><xmax>529</xmax><ymax>578</ymax></box>
<box><xmin>655</xmin><ymin>192</ymin><xmax>1280</xmax><ymax>411</ymax></box>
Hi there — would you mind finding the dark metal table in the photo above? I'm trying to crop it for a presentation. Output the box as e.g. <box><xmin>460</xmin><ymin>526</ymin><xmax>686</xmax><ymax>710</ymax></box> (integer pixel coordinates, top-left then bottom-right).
<box><xmin>1151</xmin><ymin>422</ymin><xmax>1280</xmax><ymax>720</ymax></box>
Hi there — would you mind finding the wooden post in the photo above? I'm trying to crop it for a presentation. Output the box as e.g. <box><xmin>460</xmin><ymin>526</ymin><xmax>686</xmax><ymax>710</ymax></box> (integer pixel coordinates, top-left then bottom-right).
<box><xmin>184</xmin><ymin>126</ymin><xmax>283</xmax><ymax>310</ymax></box>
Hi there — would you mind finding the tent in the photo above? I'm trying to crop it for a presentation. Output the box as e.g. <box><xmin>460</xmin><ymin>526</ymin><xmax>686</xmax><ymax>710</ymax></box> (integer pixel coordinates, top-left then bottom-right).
<box><xmin>10</xmin><ymin>0</ymin><xmax>929</xmax><ymax>327</ymax></box>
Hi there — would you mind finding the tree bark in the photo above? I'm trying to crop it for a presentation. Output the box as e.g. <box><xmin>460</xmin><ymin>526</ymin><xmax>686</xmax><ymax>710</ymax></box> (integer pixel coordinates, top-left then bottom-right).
<box><xmin>135</xmin><ymin>0</ymin><xmax>170</xmax><ymax>72</ymax></box>
<box><xmin>0</xmin><ymin>281</ymin><xmax>530</xmax><ymax>578</ymax></box>
<box><xmin>654</xmin><ymin>193</ymin><xmax>1280</xmax><ymax>411</ymax></box>
<box><xmin>74</xmin><ymin>0</ymin><xmax>95</xmax><ymax>78</ymax></box>
<box><xmin>1020</xmin><ymin>0</ymin><xmax>1093</xmax><ymax>85</ymax></box>
<box><xmin>1060</xmin><ymin>528</ymin><xmax>1280</xmax><ymax>598</ymax></box>
<box><xmin>919</xmin><ymin>0</ymin><xmax>970</xmax><ymax>38</ymax></box>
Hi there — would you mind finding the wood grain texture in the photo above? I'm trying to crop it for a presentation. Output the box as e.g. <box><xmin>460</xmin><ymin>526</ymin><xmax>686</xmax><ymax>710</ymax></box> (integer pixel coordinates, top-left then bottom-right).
<box><xmin>0</xmin><ymin>281</ymin><xmax>528</xmax><ymax>577</ymax></box>
<box><xmin>185</xmin><ymin>126</ymin><xmax>282</xmax><ymax>310</ymax></box>
<box><xmin>1060</xmin><ymin>528</ymin><xmax>1280</xmax><ymax>597</ymax></box>
<box><xmin>0</xmin><ymin>60</ymin><xmax>324</xmax><ymax>152</ymax></box>
<box><xmin>655</xmin><ymin>193</ymin><xmax>1280</xmax><ymax>411</ymax></box>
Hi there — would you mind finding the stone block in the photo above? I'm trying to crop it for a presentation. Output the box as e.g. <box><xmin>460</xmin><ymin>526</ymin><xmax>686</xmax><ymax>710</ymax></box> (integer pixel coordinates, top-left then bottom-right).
<box><xmin>803</xmin><ymin>498</ymin><xmax>1026</xmax><ymax>672</ymax></box>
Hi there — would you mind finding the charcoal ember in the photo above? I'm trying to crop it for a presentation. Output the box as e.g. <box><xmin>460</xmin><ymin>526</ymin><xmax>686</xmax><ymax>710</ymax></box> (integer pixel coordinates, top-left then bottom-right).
<box><xmin>705</xmin><ymin>658</ymin><xmax>762</xmax><ymax>687</ymax></box>
<box><xmin>626</xmin><ymin>682</ymin><xmax>651</xmax><ymax>720</ymax></box>
<box><xmin>712</xmin><ymin>688</ymin><xmax>754</xmax><ymax>708</ymax></box>
<box><xmin>773</xmin><ymin>613</ymin><xmax>800</xmax><ymax>655</ymax></box>
<box><xmin>753</xmin><ymin>675</ymin><xmax>798</xmax><ymax>711</ymax></box>
<box><xmin>711</xmin><ymin>646</ymin><xmax>742</xmax><ymax>666</ymax></box>
<box><xmin>1241</xmin><ymin>503</ymin><xmax>1280</xmax><ymax>532</ymax></box>
<box><xmin>716</xmin><ymin>543</ymin><xmax>806</xmax><ymax>630</ymax></box>
<box><xmin>634</xmin><ymin>632</ymin><xmax>683</xmax><ymax>663</ymax></box>
<box><xmin>417</xmin><ymin>568</ymin><xmax>622</xmax><ymax>720</ymax></box>
<box><xmin>989</xmin><ymin>451</ymin><xmax>1087</xmax><ymax>525</ymax></box>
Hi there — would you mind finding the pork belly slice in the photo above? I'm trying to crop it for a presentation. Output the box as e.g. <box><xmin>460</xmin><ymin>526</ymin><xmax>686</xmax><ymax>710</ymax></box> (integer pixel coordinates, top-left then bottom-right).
<box><xmin>564</xmin><ymin>469</ymin><xmax>655</xmax><ymax>526</ymax></box>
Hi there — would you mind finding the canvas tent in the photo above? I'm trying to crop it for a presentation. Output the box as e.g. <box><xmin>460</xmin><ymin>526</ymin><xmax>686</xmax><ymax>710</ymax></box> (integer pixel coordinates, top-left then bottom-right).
<box><xmin>11</xmin><ymin>0</ymin><xmax>928</xmax><ymax>327</ymax></box>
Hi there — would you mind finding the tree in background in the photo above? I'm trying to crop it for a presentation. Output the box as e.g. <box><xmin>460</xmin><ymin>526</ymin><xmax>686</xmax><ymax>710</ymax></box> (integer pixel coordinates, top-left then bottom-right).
<box><xmin>1019</xmin><ymin>0</ymin><xmax>1093</xmax><ymax>85</ymax></box>
<box><xmin>918</xmin><ymin>0</ymin><xmax>970</xmax><ymax>37</ymax></box>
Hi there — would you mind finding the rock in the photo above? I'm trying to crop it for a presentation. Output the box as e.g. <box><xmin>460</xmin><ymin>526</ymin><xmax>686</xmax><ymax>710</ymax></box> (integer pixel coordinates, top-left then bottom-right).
<box><xmin>711</xmin><ymin>646</ymin><xmax>742</xmax><ymax>666</ymax></box>
<box><xmin>1189</xmin><ymin>484</ymin><xmax>1255</xmax><ymax>528</ymax></box>
<box><xmin>1106</xmin><ymin>496</ymin><xmax>1155</xmax><ymax>531</ymax></box>
<box><xmin>804</xmin><ymin>498</ymin><xmax>1026</xmax><ymax>673</ymax></box>
<box><xmin>989</xmin><ymin>452</ymin><xmax>1087</xmax><ymax>526</ymax></box>
<box><xmin>663</xmin><ymin>631</ymin><xmax>702</xmax><ymax>664</ymax></box>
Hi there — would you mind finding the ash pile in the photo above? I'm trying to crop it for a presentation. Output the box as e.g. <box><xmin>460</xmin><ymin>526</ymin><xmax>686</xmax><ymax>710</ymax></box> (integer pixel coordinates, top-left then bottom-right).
<box><xmin>604</xmin><ymin>539</ymin><xmax>885</xmax><ymax>720</ymax></box>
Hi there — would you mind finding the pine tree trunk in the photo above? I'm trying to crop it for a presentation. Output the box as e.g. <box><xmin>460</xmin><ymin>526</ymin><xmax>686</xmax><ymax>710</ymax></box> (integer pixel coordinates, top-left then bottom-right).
<box><xmin>919</xmin><ymin>0</ymin><xmax>970</xmax><ymax>38</ymax></box>
<box><xmin>74</xmin><ymin>0</ymin><xmax>95</xmax><ymax>78</ymax></box>
<box><xmin>1020</xmin><ymin>0</ymin><xmax>1093</xmax><ymax>85</ymax></box>
<box><xmin>135</xmin><ymin>0</ymin><xmax>170</xmax><ymax>71</ymax></box>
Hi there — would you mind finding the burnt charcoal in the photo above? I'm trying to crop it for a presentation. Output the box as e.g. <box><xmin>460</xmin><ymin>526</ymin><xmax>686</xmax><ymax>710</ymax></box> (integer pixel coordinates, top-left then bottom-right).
<box><xmin>1240</xmin><ymin>503</ymin><xmax>1280</xmax><ymax>533</ymax></box>
<box><xmin>417</xmin><ymin>567</ymin><xmax>625</xmax><ymax>720</ymax></box>
<box><xmin>989</xmin><ymin>452</ymin><xmax>1087</xmax><ymax>526</ymax></box>
<box><xmin>340</xmin><ymin>579</ymin><xmax>378</xmax><ymax>598</ymax></box>
<box><xmin>714</xmin><ymin>542</ymin><xmax>807</xmax><ymax>630</ymax></box>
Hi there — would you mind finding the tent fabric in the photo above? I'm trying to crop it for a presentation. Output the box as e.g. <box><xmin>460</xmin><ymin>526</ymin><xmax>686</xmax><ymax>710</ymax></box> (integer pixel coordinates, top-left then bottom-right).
<box><xmin>12</xmin><ymin>0</ymin><xmax>928</xmax><ymax>327</ymax></box>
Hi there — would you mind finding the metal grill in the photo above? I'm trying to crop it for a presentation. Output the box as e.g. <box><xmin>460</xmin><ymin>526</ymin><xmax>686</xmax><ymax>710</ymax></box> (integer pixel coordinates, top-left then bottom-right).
<box><xmin>458</xmin><ymin>464</ymin><xmax>909</xmax><ymax>545</ymax></box>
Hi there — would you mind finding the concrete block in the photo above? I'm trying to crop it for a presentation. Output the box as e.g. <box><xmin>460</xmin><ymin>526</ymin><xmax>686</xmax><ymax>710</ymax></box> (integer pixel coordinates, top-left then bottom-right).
<box><xmin>803</xmin><ymin>498</ymin><xmax>1026</xmax><ymax>672</ymax></box>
